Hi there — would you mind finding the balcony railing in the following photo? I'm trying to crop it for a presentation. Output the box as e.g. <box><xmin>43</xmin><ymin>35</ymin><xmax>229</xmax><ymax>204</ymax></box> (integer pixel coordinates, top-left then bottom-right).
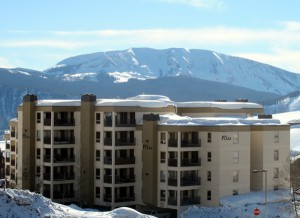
<box><xmin>104</xmin><ymin>194</ymin><xmax>112</xmax><ymax>202</ymax></box>
<box><xmin>168</xmin><ymin>197</ymin><xmax>177</xmax><ymax>206</ymax></box>
<box><xmin>44</xmin><ymin>137</ymin><xmax>51</xmax><ymax>144</ymax></box>
<box><xmin>104</xmin><ymin>138</ymin><xmax>112</xmax><ymax>146</ymax></box>
<box><xmin>181</xmin><ymin>140</ymin><xmax>201</xmax><ymax>148</ymax></box>
<box><xmin>180</xmin><ymin>177</ymin><xmax>201</xmax><ymax>186</ymax></box>
<box><xmin>180</xmin><ymin>196</ymin><xmax>200</xmax><ymax>206</ymax></box>
<box><xmin>54</xmin><ymin>155</ymin><xmax>75</xmax><ymax>163</ymax></box>
<box><xmin>115</xmin><ymin>139</ymin><xmax>136</xmax><ymax>146</ymax></box>
<box><xmin>168</xmin><ymin>139</ymin><xmax>178</xmax><ymax>147</ymax></box>
<box><xmin>181</xmin><ymin>158</ymin><xmax>201</xmax><ymax>167</ymax></box>
<box><xmin>104</xmin><ymin>120</ymin><xmax>112</xmax><ymax>127</ymax></box>
<box><xmin>115</xmin><ymin>157</ymin><xmax>135</xmax><ymax>165</ymax></box>
<box><xmin>54</xmin><ymin>119</ymin><xmax>75</xmax><ymax>126</ymax></box>
<box><xmin>104</xmin><ymin>175</ymin><xmax>112</xmax><ymax>184</ymax></box>
<box><xmin>115</xmin><ymin>196</ymin><xmax>135</xmax><ymax>203</ymax></box>
<box><xmin>53</xmin><ymin>191</ymin><xmax>75</xmax><ymax>199</ymax></box>
<box><xmin>104</xmin><ymin>157</ymin><xmax>112</xmax><ymax>165</ymax></box>
<box><xmin>168</xmin><ymin>178</ymin><xmax>177</xmax><ymax>186</ymax></box>
<box><xmin>54</xmin><ymin>173</ymin><xmax>75</xmax><ymax>181</ymax></box>
<box><xmin>54</xmin><ymin>137</ymin><xmax>75</xmax><ymax>145</ymax></box>
<box><xmin>168</xmin><ymin>159</ymin><xmax>178</xmax><ymax>167</ymax></box>
<box><xmin>115</xmin><ymin>121</ymin><xmax>136</xmax><ymax>127</ymax></box>
<box><xmin>44</xmin><ymin>119</ymin><xmax>51</xmax><ymax>126</ymax></box>
<box><xmin>115</xmin><ymin>175</ymin><xmax>135</xmax><ymax>184</ymax></box>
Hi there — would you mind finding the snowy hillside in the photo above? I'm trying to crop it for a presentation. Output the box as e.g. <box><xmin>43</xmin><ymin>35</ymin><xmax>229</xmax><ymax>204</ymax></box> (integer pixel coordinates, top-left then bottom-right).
<box><xmin>45</xmin><ymin>48</ymin><xmax>300</xmax><ymax>95</ymax></box>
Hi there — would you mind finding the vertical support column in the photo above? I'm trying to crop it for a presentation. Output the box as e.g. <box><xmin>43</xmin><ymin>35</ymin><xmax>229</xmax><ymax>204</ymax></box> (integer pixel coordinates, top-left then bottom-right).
<box><xmin>80</xmin><ymin>94</ymin><xmax>96</xmax><ymax>207</ymax></box>
<box><xmin>142</xmin><ymin>114</ymin><xmax>159</xmax><ymax>205</ymax></box>
<box><xmin>21</xmin><ymin>94</ymin><xmax>37</xmax><ymax>191</ymax></box>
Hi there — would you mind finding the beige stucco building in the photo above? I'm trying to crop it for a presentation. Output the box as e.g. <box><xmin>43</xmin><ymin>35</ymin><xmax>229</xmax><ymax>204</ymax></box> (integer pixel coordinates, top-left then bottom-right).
<box><xmin>4</xmin><ymin>94</ymin><xmax>290</xmax><ymax>216</ymax></box>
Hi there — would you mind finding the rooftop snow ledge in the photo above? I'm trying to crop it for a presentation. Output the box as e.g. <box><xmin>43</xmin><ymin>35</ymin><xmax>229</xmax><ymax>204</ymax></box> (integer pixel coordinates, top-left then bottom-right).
<box><xmin>176</xmin><ymin>101</ymin><xmax>263</xmax><ymax>109</ymax></box>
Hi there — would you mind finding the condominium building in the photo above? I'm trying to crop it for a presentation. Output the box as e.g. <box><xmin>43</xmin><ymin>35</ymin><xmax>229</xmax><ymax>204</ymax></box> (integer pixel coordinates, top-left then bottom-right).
<box><xmin>4</xmin><ymin>94</ymin><xmax>290</xmax><ymax>216</ymax></box>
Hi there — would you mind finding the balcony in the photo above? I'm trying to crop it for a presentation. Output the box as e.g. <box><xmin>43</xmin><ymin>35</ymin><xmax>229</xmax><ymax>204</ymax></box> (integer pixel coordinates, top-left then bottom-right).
<box><xmin>6</xmin><ymin>158</ymin><xmax>10</xmax><ymax>163</ymax></box>
<box><xmin>53</xmin><ymin>191</ymin><xmax>75</xmax><ymax>199</ymax></box>
<box><xmin>181</xmin><ymin>140</ymin><xmax>201</xmax><ymax>148</ymax></box>
<box><xmin>168</xmin><ymin>159</ymin><xmax>178</xmax><ymax>167</ymax></box>
<box><xmin>168</xmin><ymin>178</ymin><xmax>177</xmax><ymax>187</ymax></box>
<box><xmin>115</xmin><ymin>121</ymin><xmax>136</xmax><ymax>127</ymax></box>
<box><xmin>168</xmin><ymin>197</ymin><xmax>177</xmax><ymax>206</ymax></box>
<box><xmin>10</xmin><ymin>173</ymin><xmax>15</xmax><ymax>180</ymax></box>
<box><xmin>115</xmin><ymin>157</ymin><xmax>135</xmax><ymax>165</ymax></box>
<box><xmin>43</xmin><ymin>173</ymin><xmax>51</xmax><ymax>180</ymax></box>
<box><xmin>44</xmin><ymin>137</ymin><xmax>51</xmax><ymax>144</ymax></box>
<box><xmin>44</xmin><ymin>119</ymin><xmax>51</xmax><ymax>126</ymax></box>
<box><xmin>104</xmin><ymin>120</ymin><xmax>112</xmax><ymax>127</ymax></box>
<box><xmin>6</xmin><ymin>143</ymin><xmax>10</xmax><ymax>149</ymax></box>
<box><xmin>180</xmin><ymin>196</ymin><xmax>200</xmax><ymax>206</ymax></box>
<box><xmin>115</xmin><ymin>176</ymin><xmax>135</xmax><ymax>184</ymax></box>
<box><xmin>54</xmin><ymin>136</ymin><xmax>75</xmax><ymax>145</ymax></box>
<box><xmin>54</xmin><ymin>119</ymin><xmax>75</xmax><ymax>126</ymax></box>
<box><xmin>11</xmin><ymin>145</ymin><xmax>15</xmax><ymax>152</ymax></box>
<box><xmin>44</xmin><ymin>155</ymin><xmax>51</xmax><ymax>163</ymax></box>
<box><xmin>10</xmin><ymin>159</ymin><xmax>15</xmax><ymax>166</ymax></box>
<box><xmin>181</xmin><ymin>158</ymin><xmax>201</xmax><ymax>167</ymax></box>
<box><xmin>53</xmin><ymin>173</ymin><xmax>75</xmax><ymax>181</ymax></box>
<box><xmin>104</xmin><ymin>138</ymin><xmax>112</xmax><ymax>146</ymax></box>
<box><xmin>54</xmin><ymin>155</ymin><xmax>75</xmax><ymax>163</ymax></box>
<box><xmin>11</xmin><ymin>132</ymin><xmax>16</xmax><ymax>138</ymax></box>
<box><xmin>180</xmin><ymin>177</ymin><xmax>201</xmax><ymax>186</ymax></box>
<box><xmin>168</xmin><ymin>139</ymin><xmax>178</xmax><ymax>147</ymax></box>
<box><xmin>103</xmin><ymin>194</ymin><xmax>112</xmax><ymax>202</ymax></box>
<box><xmin>104</xmin><ymin>157</ymin><xmax>112</xmax><ymax>165</ymax></box>
<box><xmin>115</xmin><ymin>139</ymin><xmax>136</xmax><ymax>146</ymax></box>
<box><xmin>115</xmin><ymin>196</ymin><xmax>135</xmax><ymax>203</ymax></box>
<box><xmin>104</xmin><ymin>175</ymin><xmax>112</xmax><ymax>184</ymax></box>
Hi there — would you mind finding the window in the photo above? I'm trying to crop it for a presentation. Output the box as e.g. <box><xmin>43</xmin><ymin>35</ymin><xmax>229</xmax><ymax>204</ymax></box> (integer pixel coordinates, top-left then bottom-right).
<box><xmin>274</xmin><ymin>131</ymin><xmax>279</xmax><ymax>143</ymax></box>
<box><xmin>160</xmin><ymin>152</ymin><xmax>166</xmax><ymax>163</ymax></box>
<box><xmin>36</xmin><ymin>130</ymin><xmax>41</xmax><ymax>141</ymax></box>
<box><xmin>96</xmin><ymin>113</ymin><xmax>101</xmax><ymax>124</ymax></box>
<box><xmin>207</xmin><ymin>190</ymin><xmax>211</xmax><ymax>201</ymax></box>
<box><xmin>207</xmin><ymin>133</ymin><xmax>212</xmax><ymax>143</ymax></box>
<box><xmin>274</xmin><ymin>150</ymin><xmax>279</xmax><ymax>161</ymax></box>
<box><xmin>233</xmin><ymin>170</ymin><xmax>239</xmax><ymax>182</ymax></box>
<box><xmin>96</xmin><ymin>150</ymin><xmax>100</xmax><ymax>161</ymax></box>
<box><xmin>274</xmin><ymin>168</ymin><xmax>279</xmax><ymax>178</ymax></box>
<box><xmin>36</xmin><ymin>148</ymin><xmax>41</xmax><ymax>159</ymax></box>
<box><xmin>233</xmin><ymin>189</ymin><xmax>239</xmax><ymax>195</ymax></box>
<box><xmin>160</xmin><ymin>190</ymin><xmax>166</xmax><ymax>201</ymax></box>
<box><xmin>96</xmin><ymin>187</ymin><xmax>100</xmax><ymax>198</ymax></box>
<box><xmin>96</xmin><ymin>131</ymin><xmax>101</xmax><ymax>143</ymax></box>
<box><xmin>160</xmin><ymin>171</ymin><xmax>166</xmax><ymax>183</ymax></box>
<box><xmin>207</xmin><ymin>152</ymin><xmax>212</xmax><ymax>162</ymax></box>
<box><xmin>160</xmin><ymin>132</ymin><xmax>166</xmax><ymax>144</ymax></box>
<box><xmin>207</xmin><ymin>171</ymin><xmax>211</xmax><ymax>181</ymax></box>
<box><xmin>233</xmin><ymin>151</ymin><xmax>239</xmax><ymax>164</ymax></box>
<box><xmin>96</xmin><ymin>168</ymin><xmax>100</xmax><ymax>180</ymax></box>
<box><xmin>274</xmin><ymin>185</ymin><xmax>279</xmax><ymax>190</ymax></box>
<box><xmin>37</xmin><ymin>112</ymin><xmax>41</xmax><ymax>123</ymax></box>
<box><xmin>233</xmin><ymin>132</ymin><xmax>239</xmax><ymax>144</ymax></box>
<box><xmin>36</xmin><ymin>166</ymin><xmax>41</xmax><ymax>177</ymax></box>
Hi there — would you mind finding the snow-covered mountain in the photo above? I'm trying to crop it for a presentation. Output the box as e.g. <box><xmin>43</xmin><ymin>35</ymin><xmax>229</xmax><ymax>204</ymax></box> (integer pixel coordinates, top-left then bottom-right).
<box><xmin>44</xmin><ymin>48</ymin><xmax>300</xmax><ymax>95</ymax></box>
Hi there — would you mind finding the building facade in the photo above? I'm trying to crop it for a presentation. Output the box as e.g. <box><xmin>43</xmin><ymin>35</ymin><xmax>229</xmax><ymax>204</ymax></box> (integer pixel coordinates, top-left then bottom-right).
<box><xmin>5</xmin><ymin>94</ymin><xmax>290</xmax><ymax>216</ymax></box>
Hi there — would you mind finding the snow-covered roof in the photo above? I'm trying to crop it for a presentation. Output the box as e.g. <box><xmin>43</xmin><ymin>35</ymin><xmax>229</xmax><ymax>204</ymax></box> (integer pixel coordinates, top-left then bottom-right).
<box><xmin>159</xmin><ymin>114</ymin><xmax>282</xmax><ymax>126</ymax></box>
<box><xmin>36</xmin><ymin>100</ymin><xmax>81</xmax><ymax>107</ymax></box>
<box><xmin>176</xmin><ymin>101</ymin><xmax>263</xmax><ymax>109</ymax></box>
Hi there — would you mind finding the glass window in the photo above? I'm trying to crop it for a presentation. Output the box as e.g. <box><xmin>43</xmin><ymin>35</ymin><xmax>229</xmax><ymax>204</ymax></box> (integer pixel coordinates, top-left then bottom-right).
<box><xmin>160</xmin><ymin>190</ymin><xmax>166</xmax><ymax>201</ymax></box>
<box><xmin>36</xmin><ymin>130</ymin><xmax>41</xmax><ymax>141</ymax></box>
<box><xmin>233</xmin><ymin>151</ymin><xmax>239</xmax><ymax>164</ymax></box>
<box><xmin>160</xmin><ymin>152</ymin><xmax>166</xmax><ymax>163</ymax></box>
<box><xmin>37</xmin><ymin>112</ymin><xmax>41</xmax><ymax>123</ymax></box>
<box><xmin>233</xmin><ymin>170</ymin><xmax>239</xmax><ymax>182</ymax></box>
<box><xmin>274</xmin><ymin>168</ymin><xmax>279</xmax><ymax>178</ymax></box>
<box><xmin>207</xmin><ymin>190</ymin><xmax>211</xmax><ymax>200</ymax></box>
<box><xmin>36</xmin><ymin>166</ymin><xmax>41</xmax><ymax>177</ymax></box>
<box><xmin>207</xmin><ymin>133</ymin><xmax>212</xmax><ymax>143</ymax></box>
<box><xmin>274</xmin><ymin>150</ymin><xmax>279</xmax><ymax>161</ymax></box>
<box><xmin>207</xmin><ymin>152</ymin><xmax>212</xmax><ymax>162</ymax></box>
<box><xmin>96</xmin><ymin>168</ymin><xmax>100</xmax><ymax>180</ymax></box>
<box><xmin>96</xmin><ymin>150</ymin><xmax>100</xmax><ymax>161</ymax></box>
<box><xmin>96</xmin><ymin>113</ymin><xmax>101</xmax><ymax>124</ymax></box>
<box><xmin>160</xmin><ymin>171</ymin><xmax>166</xmax><ymax>183</ymax></box>
<box><xmin>37</xmin><ymin>148</ymin><xmax>41</xmax><ymax>159</ymax></box>
<box><xmin>274</xmin><ymin>131</ymin><xmax>279</xmax><ymax>143</ymax></box>
<box><xmin>160</xmin><ymin>132</ymin><xmax>166</xmax><ymax>144</ymax></box>
<box><xmin>96</xmin><ymin>187</ymin><xmax>100</xmax><ymax>198</ymax></box>
<box><xmin>96</xmin><ymin>131</ymin><xmax>101</xmax><ymax>143</ymax></box>
<box><xmin>207</xmin><ymin>171</ymin><xmax>211</xmax><ymax>181</ymax></box>
<box><xmin>233</xmin><ymin>132</ymin><xmax>239</xmax><ymax>144</ymax></box>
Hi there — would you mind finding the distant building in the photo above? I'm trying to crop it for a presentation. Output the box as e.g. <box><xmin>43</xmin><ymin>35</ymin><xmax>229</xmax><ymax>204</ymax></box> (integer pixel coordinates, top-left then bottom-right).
<box><xmin>5</xmin><ymin>94</ymin><xmax>290</xmax><ymax>216</ymax></box>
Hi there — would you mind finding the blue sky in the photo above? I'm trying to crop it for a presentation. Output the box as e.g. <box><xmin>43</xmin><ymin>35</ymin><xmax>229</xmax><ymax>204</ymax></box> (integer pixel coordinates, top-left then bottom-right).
<box><xmin>0</xmin><ymin>0</ymin><xmax>299</xmax><ymax>72</ymax></box>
